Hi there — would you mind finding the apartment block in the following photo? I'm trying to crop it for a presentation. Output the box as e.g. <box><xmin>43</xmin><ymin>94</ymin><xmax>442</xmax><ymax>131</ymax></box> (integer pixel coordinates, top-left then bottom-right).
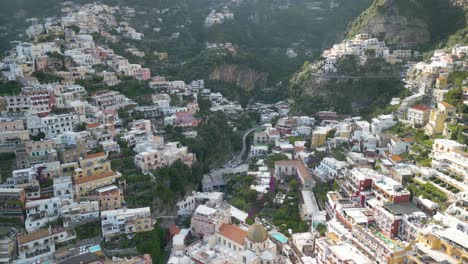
<box><xmin>0</xmin><ymin>188</ymin><xmax>26</xmax><ymax>222</ymax></box>
<box><xmin>101</xmin><ymin>207</ymin><xmax>153</xmax><ymax>240</ymax></box>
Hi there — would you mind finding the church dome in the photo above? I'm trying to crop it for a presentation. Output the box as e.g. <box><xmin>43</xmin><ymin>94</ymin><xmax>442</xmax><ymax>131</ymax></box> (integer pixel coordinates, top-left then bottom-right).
<box><xmin>247</xmin><ymin>217</ymin><xmax>268</xmax><ymax>243</ymax></box>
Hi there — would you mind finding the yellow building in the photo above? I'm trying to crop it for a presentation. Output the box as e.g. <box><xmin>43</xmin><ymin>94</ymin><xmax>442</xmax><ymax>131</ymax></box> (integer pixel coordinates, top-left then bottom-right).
<box><xmin>312</xmin><ymin>127</ymin><xmax>331</xmax><ymax>148</ymax></box>
<box><xmin>425</xmin><ymin>102</ymin><xmax>456</xmax><ymax>135</ymax></box>
<box><xmin>74</xmin><ymin>152</ymin><xmax>111</xmax><ymax>180</ymax></box>
<box><xmin>407</xmin><ymin>225</ymin><xmax>468</xmax><ymax>263</ymax></box>
<box><xmin>74</xmin><ymin>171</ymin><xmax>120</xmax><ymax>199</ymax></box>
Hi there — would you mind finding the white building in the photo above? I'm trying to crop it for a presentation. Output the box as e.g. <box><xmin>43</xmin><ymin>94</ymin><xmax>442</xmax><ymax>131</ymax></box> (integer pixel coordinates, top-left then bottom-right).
<box><xmin>315</xmin><ymin>157</ymin><xmax>348</xmax><ymax>180</ymax></box>
<box><xmin>100</xmin><ymin>207</ymin><xmax>153</xmax><ymax>240</ymax></box>
<box><xmin>17</xmin><ymin>226</ymin><xmax>75</xmax><ymax>264</ymax></box>
<box><xmin>371</xmin><ymin>114</ymin><xmax>397</xmax><ymax>135</ymax></box>
<box><xmin>25</xmin><ymin>197</ymin><xmax>62</xmax><ymax>232</ymax></box>
<box><xmin>53</xmin><ymin>176</ymin><xmax>73</xmax><ymax>201</ymax></box>
<box><xmin>27</xmin><ymin>113</ymin><xmax>79</xmax><ymax>138</ymax></box>
<box><xmin>61</xmin><ymin>200</ymin><xmax>99</xmax><ymax>227</ymax></box>
<box><xmin>406</xmin><ymin>105</ymin><xmax>431</xmax><ymax>127</ymax></box>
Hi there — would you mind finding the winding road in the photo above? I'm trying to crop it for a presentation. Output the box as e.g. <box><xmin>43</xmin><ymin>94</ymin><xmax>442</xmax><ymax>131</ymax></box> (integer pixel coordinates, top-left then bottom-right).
<box><xmin>232</xmin><ymin>127</ymin><xmax>257</xmax><ymax>166</ymax></box>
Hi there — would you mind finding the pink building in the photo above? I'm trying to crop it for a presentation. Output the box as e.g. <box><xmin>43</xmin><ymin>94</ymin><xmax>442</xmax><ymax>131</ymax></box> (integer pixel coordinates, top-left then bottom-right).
<box><xmin>187</xmin><ymin>101</ymin><xmax>199</xmax><ymax>114</ymax></box>
<box><xmin>134</xmin><ymin>68</ymin><xmax>151</xmax><ymax>81</ymax></box>
<box><xmin>176</xmin><ymin>112</ymin><xmax>200</xmax><ymax>128</ymax></box>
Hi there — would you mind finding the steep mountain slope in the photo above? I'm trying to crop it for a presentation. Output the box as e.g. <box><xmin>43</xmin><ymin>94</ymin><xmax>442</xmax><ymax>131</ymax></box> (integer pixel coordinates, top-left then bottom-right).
<box><xmin>347</xmin><ymin>0</ymin><xmax>465</xmax><ymax>48</ymax></box>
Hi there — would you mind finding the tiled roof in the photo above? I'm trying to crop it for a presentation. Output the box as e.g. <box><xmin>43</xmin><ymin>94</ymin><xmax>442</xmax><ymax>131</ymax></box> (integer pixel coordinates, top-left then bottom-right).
<box><xmin>390</xmin><ymin>155</ymin><xmax>403</xmax><ymax>163</ymax></box>
<box><xmin>86</xmin><ymin>123</ymin><xmax>100</xmax><ymax>129</ymax></box>
<box><xmin>410</xmin><ymin>104</ymin><xmax>430</xmax><ymax>111</ymax></box>
<box><xmin>440</xmin><ymin>102</ymin><xmax>455</xmax><ymax>108</ymax></box>
<box><xmin>219</xmin><ymin>224</ymin><xmax>247</xmax><ymax>245</ymax></box>
<box><xmin>74</xmin><ymin>171</ymin><xmax>117</xmax><ymax>185</ymax></box>
<box><xmin>84</xmin><ymin>152</ymin><xmax>106</xmax><ymax>159</ymax></box>
<box><xmin>18</xmin><ymin>229</ymin><xmax>50</xmax><ymax>244</ymax></box>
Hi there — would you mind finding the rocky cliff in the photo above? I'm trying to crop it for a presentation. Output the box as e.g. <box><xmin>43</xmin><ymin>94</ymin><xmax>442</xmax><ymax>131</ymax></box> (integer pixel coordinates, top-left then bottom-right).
<box><xmin>347</xmin><ymin>0</ymin><xmax>465</xmax><ymax>48</ymax></box>
<box><xmin>209</xmin><ymin>64</ymin><xmax>268</xmax><ymax>91</ymax></box>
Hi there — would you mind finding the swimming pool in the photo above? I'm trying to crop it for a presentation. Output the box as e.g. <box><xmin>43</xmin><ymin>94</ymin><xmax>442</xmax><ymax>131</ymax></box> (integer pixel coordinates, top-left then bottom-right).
<box><xmin>271</xmin><ymin>233</ymin><xmax>288</xmax><ymax>243</ymax></box>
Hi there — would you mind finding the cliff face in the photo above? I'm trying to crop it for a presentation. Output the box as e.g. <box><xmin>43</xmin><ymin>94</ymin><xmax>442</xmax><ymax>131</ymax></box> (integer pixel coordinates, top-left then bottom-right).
<box><xmin>347</xmin><ymin>0</ymin><xmax>429</xmax><ymax>47</ymax></box>
<box><xmin>289</xmin><ymin>57</ymin><xmax>404</xmax><ymax>114</ymax></box>
<box><xmin>347</xmin><ymin>0</ymin><xmax>465</xmax><ymax>48</ymax></box>
<box><xmin>209</xmin><ymin>64</ymin><xmax>268</xmax><ymax>91</ymax></box>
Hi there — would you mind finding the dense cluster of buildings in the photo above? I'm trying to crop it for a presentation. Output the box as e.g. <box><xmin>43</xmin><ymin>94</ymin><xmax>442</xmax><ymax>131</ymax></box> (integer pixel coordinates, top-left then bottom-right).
<box><xmin>318</xmin><ymin>33</ymin><xmax>417</xmax><ymax>74</ymax></box>
<box><xmin>204</xmin><ymin>7</ymin><xmax>234</xmax><ymax>27</ymax></box>
<box><xmin>0</xmin><ymin>2</ymin><xmax>209</xmax><ymax>264</ymax></box>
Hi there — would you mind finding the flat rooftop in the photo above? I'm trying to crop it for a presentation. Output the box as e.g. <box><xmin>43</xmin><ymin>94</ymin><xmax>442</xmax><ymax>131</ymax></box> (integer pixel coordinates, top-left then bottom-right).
<box><xmin>385</xmin><ymin>202</ymin><xmax>421</xmax><ymax>215</ymax></box>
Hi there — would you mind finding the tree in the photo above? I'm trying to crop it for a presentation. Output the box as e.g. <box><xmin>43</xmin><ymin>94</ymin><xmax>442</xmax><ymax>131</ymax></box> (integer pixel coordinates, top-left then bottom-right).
<box><xmin>265</xmin><ymin>154</ymin><xmax>289</xmax><ymax>169</ymax></box>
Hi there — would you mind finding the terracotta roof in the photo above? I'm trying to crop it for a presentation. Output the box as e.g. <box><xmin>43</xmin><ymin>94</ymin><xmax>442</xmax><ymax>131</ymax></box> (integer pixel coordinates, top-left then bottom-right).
<box><xmin>18</xmin><ymin>229</ymin><xmax>50</xmax><ymax>244</ymax></box>
<box><xmin>390</xmin><ymin>155</ymin><xmax>403</xmax><ymax>163</ymax></box>
<box><xmin>75</xmin><ymin>171</ymin><xmax>118</xmax><ymax>185</ymax></box>
<box><xmin>219</xmin><ymin>224</ymin><xmax>247</xmax><ymax>245</ymax></box>
<box><xmin>84</xmin><ymin>152</ymin><xmax>106</xmax><ymax>159</ymax></box>
<box><xmin>86</xmin><ymin>123</ymin><xmax>100</xmax><ymax>129</ymax></box>
<box><xmin>402</xmin><ymin>137</ymin><xmax>414</xmax><ymax>143</ymax></box>
<box><xmin>440</xmin><ymin>102</ymin><xmax>456</xmax><ymax>108</ymax></box>
<box><xmin>410</xmin><ymin>104</ymin><xmax>430</xmax><ymax>111</ymax></box>
<box><xmin>276</xmin><ymin>159</ymin><xmax>311</xmax><ymax>177</ymax></box>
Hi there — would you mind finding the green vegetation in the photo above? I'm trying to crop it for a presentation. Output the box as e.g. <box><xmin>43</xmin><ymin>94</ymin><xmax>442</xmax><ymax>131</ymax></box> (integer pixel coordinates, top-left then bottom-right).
<box><xmin>0</xmin><ymin>81</ymin><xmax>21</xmax><ymax>96</ymax></box>
<box><xmin>347</xmin><ymin>0</ymin><xmax>465</xmax><ymax>49</ymax></box>
<box><xmin>265</xmin><ymin>154</ymin><xmax>289</xmax><ymax>169</ymax></box>
<box><xmin>0</xmin><ymin>153</ymin><xmax>16</xmax><ymax>182</ymax></box>
<box><xmin>407</xmin><ymin>179</ymin><xmax>448</xmax><ymax>208</ymax></box>
<box><xmin>32</xmin><ymin>71</ymin><xmax>63</xmax><ymax>83</ymax></box>
<box><xmin>75</xmin><ymin>221</ymin><xmax>101</xmax><ymax>239</ymax></box>
<box><xmin>108</xmin><ymin>223</ymin><xmax>168</xmax><ymax>264</ymax></box>
<box><xmin>267</xmin><ymin>181</ymin><xmax>309</xmax><ymax>235</ymax></box>
<box><xmin>316</xmin><ymin>223</ymin><xmax>327</xmax><ymax>236</ymax></box>
<box><xmin>313</xmin><ymin>182</ymin><xmax>335</xmax><ymax>208</ymax></box>
<box><xmin>226</xmin><ymin>174</ymin><xmax>258</xmax><ymax>211</ymax></box>
<box><xmin>77</xmin><ymin>77</ymin><xmax>153</xmax><ymax>102</ymax></box>
<box><xmin>133</xmin><ymin>224</ymin><xmax>167</xmax><ymax>264</ymax></box>
<box><xmin>291</xmin><ymin>56</ymin><xmax>406</xmax><ymax>116</ymax></box>
<box><xmin>124</xmin><ymin>112</ymin><xmax>242</xmax><ymax>210</ymax></box>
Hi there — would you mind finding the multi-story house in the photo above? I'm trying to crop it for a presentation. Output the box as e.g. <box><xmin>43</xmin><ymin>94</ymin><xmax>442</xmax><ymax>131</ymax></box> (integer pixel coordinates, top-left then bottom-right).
<box><xmin>5</xmin><ymin>88</ymin><xmax>56</xmax><ymax>115</ymax></box>
<box><xmin>74</xmin><ymin>171</ymin><xmax>120</xmax><ymax>200</ymax></box>
<box><xmin>6</xmin><ymin>168</ymin><xmax>40</xmax><ymax>199</ymax></box>
<box><xmin>406</xmin><ymin>104</ymin><xmax>431</xmax><ymax>127</ymax></box>
<box><xmin>55</xmin><ymin>135</ymin><xmax>87</xmax><ymax>163</ymax></box>
<box><xmin>75</xmin><ymin>152</ymin><xmax>111</xmax><ymax>180</ymax></box>
<box><xmin>191</xmin><ymin>204</ymin><xmax>230</xmax><ymax>239</ymax></box>
<box><xmin>0</xmin><ymin>119</ymin><xmax>29</xmax><ymax>145</ymax></box>
<box><xmin>275</xmin><ymin>160</ymin><xmax>315</xmax><ymax>190</ymax></box>
<box><xmin>311</xmin><ymin>127</ymin><xmax>330</xmax><ymax>148</ymax></box>
<box><xmin>344</xmin><ymin>168</ymin><xmax>375</xmax><ymax>195</ymax></box>
<box><xmin>15</xmin><ymin>140</ymin><xmax>57</xmax><ymax>169</ymax></box>
<box><xmin>25</xmin><ymin>197</ymin><xmax>62</xmax><ymax>232</ymax></box>
<box><xmin>61</xmin><ymin>200</ymin><xmax>99</xmax><ymax>227</ymax></box>
<box><xmin>90</xmin><ymin>90</ymin><xmax>134</xmax><ymax>111</ymax></box>
<box><xmin>0</xmin><ymin>227</ymin><xmax>18</xmax><ymax>263</ymax></box>
<box><xmin>372</xmin><ymin>176</ymin><xmax>411</xmax><ymax>204</ymax></box>
<box><xmin>134</xmin><ymin>142</ymin><xmax>195</xmax><ymax>173</ymax></box>
<box><xmin>17</xmin><ymin>226</ymin><xmax>75</xmax><ymax>264</ymax></box>
<box><xmin>101</xmin><ymin>207</ymin><xmax>153</xmax><ymax>240</ymax></box>
<box><xmin>425</xmin><ymin>102</ymin><xmax>457</xmax><ymax>135</ymax></box>
<box><xmin>409</xmin><ymin>214</ymin><xmax>468</xmax><ymax>263</ymax></box>
<box><xmin>92</xmin><ymin>185</ymin><xmax>125</xmax><ymax>211</ymax></box>
<box><xmin>371</xmin><ymin>114</ymin><xmax>397</xmax><ymax>135</ymax></box>
<box><xmin>53</xmin><ymin>176</ymin><xmax>73</xmax><ymax>201</ymax></box>
<box><xmin>27</xmin><ymin>113</ymin><xmax>79</xmax><ymax>139</ymax></box>
<box><xmin>432</xmin><ymin>139</ymin><xmax>467</xmax><ymax>175</ymax></box>
<box><xmin>0</xmin><ymin>188</ymin><xmax>26</xmax><ymax>222</ymax></box>
<box><xmin>387</xmin><ymin>137</ymin><xmax>410</xmax><ymax>155</ymax></box>
<box><xmin>315</xmin><ymin>157</ymin><xmax>348</xmax><ymax>181</ymax></box>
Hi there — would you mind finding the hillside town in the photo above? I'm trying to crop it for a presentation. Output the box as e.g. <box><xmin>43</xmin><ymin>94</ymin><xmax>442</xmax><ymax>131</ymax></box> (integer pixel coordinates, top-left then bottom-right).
<box><xmin>0</xmin><ymin>1</ymin><xmax>466</xmax><ymax>264</ymax></box>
